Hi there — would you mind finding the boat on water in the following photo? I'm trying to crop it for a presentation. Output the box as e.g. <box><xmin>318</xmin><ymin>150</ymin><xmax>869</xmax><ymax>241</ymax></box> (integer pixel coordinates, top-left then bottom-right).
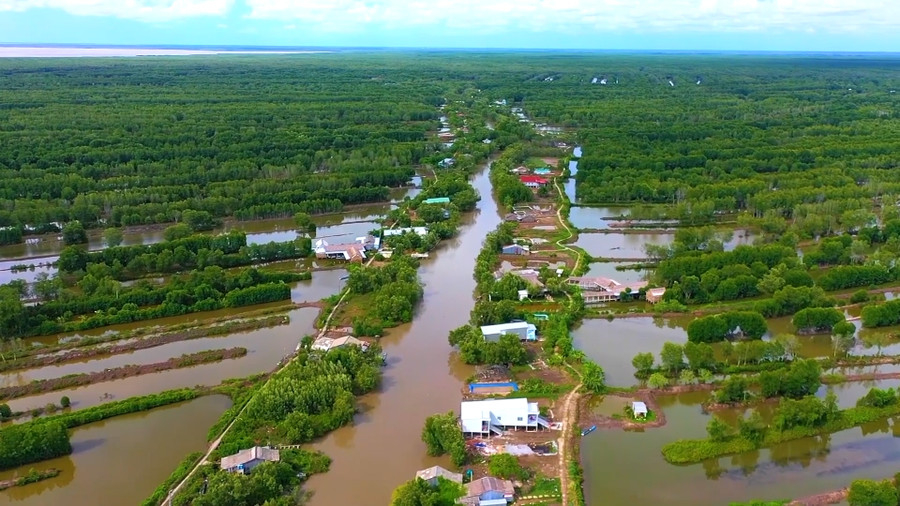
<box><xmin>581</xmin><ymin>425</ymin><xmax>597</xmax><ymax>436</ymax></box>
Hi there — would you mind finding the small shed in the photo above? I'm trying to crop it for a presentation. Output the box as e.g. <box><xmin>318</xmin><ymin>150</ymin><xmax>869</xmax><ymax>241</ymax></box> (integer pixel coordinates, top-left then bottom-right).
<box><xmin>517</xmin><ymin>289</ymin><xmax>529</xmax><ymax>301</ymax></box>
<box><xmin>423</xmin><ymin>197</ymin><xmax>450</xmax><ymax>205</ymax></box>
<box><xmin>632</xmin><ymin>401</ymin><xmax>648</xmax><ymax>419</ymax></box>
<box><xmin>415</xmin><ymin>465</ymin><xmax>462</xmax><ymax>486</ymax></box>
<box><xmin>534</xmin><ymin>168</ymin><xmax>552</xmax><ymax>175</ymax></box>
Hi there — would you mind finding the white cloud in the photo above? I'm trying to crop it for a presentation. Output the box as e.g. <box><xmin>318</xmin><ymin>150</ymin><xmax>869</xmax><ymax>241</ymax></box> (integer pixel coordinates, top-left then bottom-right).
<box><xmin>242</xmin><ymin>0</ymin><xmax>898</xmax><ymax>33</ymax></box>
<box><xmin>0</xmin><ymin>0</ymin><xmax>232</xmax><ymax>21</ymax></box>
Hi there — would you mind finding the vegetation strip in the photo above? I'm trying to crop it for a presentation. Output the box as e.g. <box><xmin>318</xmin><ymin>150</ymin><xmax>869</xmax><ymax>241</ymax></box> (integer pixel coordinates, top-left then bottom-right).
<box><xmin>662</xmin><ymin>398</ymin><xmax>900</xmax><ymax>464</ymax></box>
<box><xmin>0</xmin><ymin>468</ymin><xmax>62</xmax><ymax>490</ymax></box>
<box><xmin>0</xmin><ymin>348</ymin><xmax>247</xmax><ymax>402</ymax></box>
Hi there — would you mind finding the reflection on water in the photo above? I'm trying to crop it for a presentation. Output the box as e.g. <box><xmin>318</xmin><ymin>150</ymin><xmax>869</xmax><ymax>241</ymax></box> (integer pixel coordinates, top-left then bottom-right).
<box><xmin>584</xmin><ymin>262</ymin><xmax>647</xmax><ymax>283</ymax></box>
<box><xmin>0</xmin><ymin>395</ymin><xmax>230</xmax><ymax>505</ymax></box>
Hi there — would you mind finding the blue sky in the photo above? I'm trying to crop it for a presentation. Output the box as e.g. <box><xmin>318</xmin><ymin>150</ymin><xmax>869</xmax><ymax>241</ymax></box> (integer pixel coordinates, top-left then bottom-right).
<box><xmin>0</xmin><ymin>0</ymin><xmax>897</xmax><ymax>51</ymax></box>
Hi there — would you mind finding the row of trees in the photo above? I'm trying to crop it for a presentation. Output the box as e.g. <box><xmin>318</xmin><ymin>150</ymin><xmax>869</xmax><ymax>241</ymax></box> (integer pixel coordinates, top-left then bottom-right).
<box><xmin>448</xmin><ymin>325</ymin><xmax>530</xmax><ymax>366</ymax></box>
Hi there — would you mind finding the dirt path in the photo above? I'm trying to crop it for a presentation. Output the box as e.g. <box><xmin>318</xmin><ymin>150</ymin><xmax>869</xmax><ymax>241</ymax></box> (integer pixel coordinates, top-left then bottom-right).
<box><xmin>557</xmin><ymin>381</ymin><xmax>581</xmax><ymax>505</ymax></box>
<box><xmin>553</xmin><ymin>178</ymin><xmax>584</xmax><ymax>273</ymax></box>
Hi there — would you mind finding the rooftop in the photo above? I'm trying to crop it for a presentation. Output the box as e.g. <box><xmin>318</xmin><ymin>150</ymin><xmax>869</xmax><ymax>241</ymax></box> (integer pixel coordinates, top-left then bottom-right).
<box><xmin>480</xmin><ymin>321</ymin><xmax>535</xmax><ymax>334</ymax></box>
<box><xmin>220</xmin><ymin>446</ymin><xmax>280</xmax><ymax>470</ymax></box>
<box><xmin>465</xmin><ymin>476</ymin><xmax>516</xmax><ymax>499</ymax></box>
<box><xmin>415</xmin><ymin>465</ymin><xmax>463</xmax><ymax>483</ymax></box>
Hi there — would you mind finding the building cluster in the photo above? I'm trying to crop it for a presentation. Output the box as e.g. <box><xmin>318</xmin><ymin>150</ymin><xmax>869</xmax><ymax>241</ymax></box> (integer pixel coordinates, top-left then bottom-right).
<box><xmin>414</xmin><ymin>465</ymin><xmax>516</xmax><ymax>506</ymax></box>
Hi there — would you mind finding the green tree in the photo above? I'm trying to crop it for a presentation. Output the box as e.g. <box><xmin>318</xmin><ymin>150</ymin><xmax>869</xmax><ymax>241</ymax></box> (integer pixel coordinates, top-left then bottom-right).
<box><xmin>103</xmin><ymin>227</ymin><xmax>124</xmax><ymax>247</ymax></box>
<box><xmin>716</xmin><ymin>376</ymin><xmax>748</xmax><ymax>404</ymax></box>
<box><xmin>163</xmin><ymin>223</ymin><xmax>193</xmax><ymax>242</ymax></box>
<box><xmin>679</xmin><ymin>369</ymin><xmax>696</xmax><ymax>385</ymax></box>
<box><xmin>648</xmin><ymin>372</ymin><xmax>669</xmax><ymax>389</ymax></box>
<box><xmin>683</xmin><ymin>341</ymin><xmax>715</xmax><ymax>371</ymax></box>
<box><xmin>582</xmin><ymin>361</ymin><xmax>606</xmax><ymax>394</ymax></box>
<box><xmin>60</xmin><ymin>396</ymin><xmax>71</xmax><ymax>408</ymax></box>
<box><xmin>848</xmin><ymin>479</ymin><xmax>898</xmax><ymax>506</ymax></box>
<box><xmin>660</xmin><ymin>342</ymin><xmax>684</xmax><ymax>374</ymax></box>
<box><xmin>738</xmin><ymin>411</ymin><xmax>766</xmax><ymax>446</ymax></box>
<box><xmin>421</xmin><ymin>412</ymin><xmax>467</xmax><ymax>467</ymax></box>
<box><xmin>0</xmin><ymin>404</ymin><xmax>11</xmax><ymax>418</ymax></box>
<box><xmin>631</xmin><ymin>352</ymin><xmax>655</xmax><ymax>377</ymax></box>
<box><xmin>62</xmin><ymin>221</ymin><xmax>87</xmax><ymax>245</ymax></box>
<box><xmin>294</xmin><ymin>212</ymin><xmax>317</xmax><ymax>237</ymax></box>
<box><xmin>706</xmin><ymin>416</ymin><xmax>731</xmax><ymax>442</ymax></box>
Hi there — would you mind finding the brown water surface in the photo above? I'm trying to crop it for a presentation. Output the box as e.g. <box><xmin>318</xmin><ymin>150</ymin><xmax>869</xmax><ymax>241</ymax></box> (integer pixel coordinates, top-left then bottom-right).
<box><xmin>0</xmin><ymin>395</ymin><xmax>230</xmax><ymax>505</ymax></box>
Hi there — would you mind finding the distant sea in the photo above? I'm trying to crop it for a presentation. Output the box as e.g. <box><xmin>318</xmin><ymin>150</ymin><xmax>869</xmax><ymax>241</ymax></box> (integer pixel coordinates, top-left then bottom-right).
<box><xmin>1</xmin><ymin>44</ymin><xmax>898</xmax><ymax>58</ymax></box>
<box><xmin>0</xmin><ymin>44</ymin><xmax>338</xmax><ymax>57</ymax></box>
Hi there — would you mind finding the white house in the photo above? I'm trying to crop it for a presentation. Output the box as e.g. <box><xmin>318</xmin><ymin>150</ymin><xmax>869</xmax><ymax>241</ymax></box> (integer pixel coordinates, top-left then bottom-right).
<box><xmin>461</xmin><ymin>398</ymin><xmax>550</xmax><ymax>437</ymax></box>
<box><xmin>311</xmin><ymin>335</ymin><xmax>368</xmax><ymax>352</ymax></box>
<box><xmin>567</xmin><ymin>276</ymin><xmax>647</xmax><ymax>303</ymax></box>
<box><xmin>632</xmin><ymin>401</ymin><xmax>648</xmax><ymax>419</ymax></box>
<box><xmin>314</xmin><ymin>239</ymin><xmax>366</xmax><ymax>262</ymax></box>
<box><xmin>480</xmin><ymin>322</ymin><xmax>537</xmax><ymax>342</ymax></box>
<box><xmin>382</xmin><ymin>227</ymin><xmax>428</xmax><ymax>237</ymax></box>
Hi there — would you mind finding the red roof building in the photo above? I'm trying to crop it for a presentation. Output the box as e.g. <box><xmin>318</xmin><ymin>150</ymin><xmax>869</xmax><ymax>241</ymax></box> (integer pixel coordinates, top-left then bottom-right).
<box><xmin>519</xmin><ymin>175</ymin><xmax>549</xmax><ymax>187</ymax></box>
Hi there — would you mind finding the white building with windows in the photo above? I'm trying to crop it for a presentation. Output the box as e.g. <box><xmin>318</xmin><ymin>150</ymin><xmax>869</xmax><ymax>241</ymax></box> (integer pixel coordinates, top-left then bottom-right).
<box><xmin>461</xmin><ymin>398</ymin><xmax>550</xmax><ymax>437</ymax></box>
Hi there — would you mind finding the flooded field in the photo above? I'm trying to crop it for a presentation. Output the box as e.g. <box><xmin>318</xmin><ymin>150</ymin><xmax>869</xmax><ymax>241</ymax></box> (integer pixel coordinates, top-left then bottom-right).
<box><xmin>5</xmin><ymin>307</ymin><xmax>318</xmax><ymax>413</ymax></box>
<box><xmin>568</xmin><ymin>206</ymin><xmax>629</xmax><ymax>230</ymax></box>
<box><xmin>583</xmin><ymin>262</ymin><xmax>648</xmax><ymax>283</ymax></box>
<box><xmin>583</xmin><ymin>390</ymin><xmax>900</xmax><ymax>505</ymax></box>
<box><xmin>575</xmin><ymin>232</ymin><xmax>674</xmax><ymax>260</ymax></box>
<box><xmin>303</xmin><ymin>160</ymin><xmax>500</xmax><ymax>505</ymax></box>
<box><xmin>0</xmin><ymin>395</ymin><xmax>231</xmax><ymax>505</ymax></box>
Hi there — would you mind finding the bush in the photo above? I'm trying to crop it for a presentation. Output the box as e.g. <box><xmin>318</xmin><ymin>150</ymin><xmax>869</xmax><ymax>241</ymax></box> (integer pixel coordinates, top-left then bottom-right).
<box><xmin>0</xmin><ymin>421</ymin><xmax>72</xmax><ymax>470</ymax></box>
<box><xmin>848</xmin><ymin>479</ymin><xmax>898</xmax><ymax>506</ymax></box>
<box><xmin>648</xmin><ymin>373</ymin><xmax>669</xmax><ymax>389</ymax></box>
<box><xmin>850</xmin><ymin>290</ymin><xmax>870</xmax><ymax>304</ymax></box>
<box><xmin>488</xmin><ymin>453</ymin><xmax>528</xmax><ymax>480</ymax></box>
<box><xmin>60</xmin><ymin>396</ymin><xmax>70</xmax><ymax>408</ymax></box>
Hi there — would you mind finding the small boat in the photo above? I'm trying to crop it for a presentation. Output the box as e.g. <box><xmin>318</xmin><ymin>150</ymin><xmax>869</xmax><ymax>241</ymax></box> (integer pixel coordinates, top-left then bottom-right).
<box><xmin>581</xmin><ymin>425</ymin><xmax>597</xmax><ymax>436</ymax></box>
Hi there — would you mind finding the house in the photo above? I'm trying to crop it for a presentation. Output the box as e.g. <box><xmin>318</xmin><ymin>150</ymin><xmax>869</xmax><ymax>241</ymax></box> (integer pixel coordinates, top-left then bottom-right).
<box><xmin>311</xmin><ymin>335</ymin><xmax>368</xmax><ymax>352</ymax></box>
<box><xmin>220</xmin><ymin>446</ymin><xmax>280</xmax><ymax>474</ymax></box>
<box><xmin>415</xmin><ymin>465</ymin><xmax>462</xmax><ymax>487</ymax></box>
<box><xmin>567</xmin><ymin>276</ymin><xmax>647</xmax><ymax>303</ymax></box>
<box><xmin>517</xmin><ymin>289</ymin><xmax>529</xmax><ymax>301</ymax></box>
<box><xmin>519</xmin><ymin>175</ymin><xmax>549</xmax><ymax>188</ymax></box>
<box><xmin>632</xmin><ymin>401</ymin><xmax>648</xmax><ymax>419</ymax></box>
<box><xmin>355</xmin><ymin>234</ymin><xmax>381</xmax><ymax>252</ymax></box>
<box><xmin>501</xmin><ymin>244</ymin><xmax>530</xmax><ymax>256</ymax></box>
<box><xmin>423</xmin><ymin>197</ymin><xmax>451</xmax><ymax>205</ymax></box>
<box><xmin>533</xmin><ymin>168</ymin><xmax>552</xmax><ymax>176</ymax></box>
<box><xmin>314</xmin><ymin>239</ymin><xmax>366</xmax><ymax>262</ymax></box>
<box><xmin>510</xmin><ymin>166</ymin><xmax>530</xmax><ymax>174</ymax></box>
<box><xmin>482</xmin><ymin>139</ymin><xmax>493</xmax><ymax>144</ymax></box>
<box><xmin>480</xmin><ymin>322</ymin><xmax>537</xmax><ymax>342</ymax></box>
<box><xmin>383</xmin><ymin>227</ymin><xmax>428</xmax><ymax>237</ymax></box>
<box><xmin>646</xmin><ymin>287</ymin><xmax>667</xmax><ymax>304</ymax></box>
<box><xmin>461</xmin><ymin>398</ymin><xmax>550</xmax><ymax>437</ymax></box>
<box><xmin>439</xmin><ymin>157</ymin><xmax>456</xmax><ymax>168</ymax></box>
<box><xmin>459</xmin><ymin>476</ymin><xmax>516</xmax><ymax>505</ymax></box>
<box><xmin>506</xmin><ymin>268</ymin><xmax>544</xmax><ymax>289</ymax></box>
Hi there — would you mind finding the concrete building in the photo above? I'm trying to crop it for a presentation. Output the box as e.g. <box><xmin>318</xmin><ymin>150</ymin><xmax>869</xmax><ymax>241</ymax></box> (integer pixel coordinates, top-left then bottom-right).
<box><xmin>220</xmin><ymin>447</ymin><xmax>280</xmax><ymax>474</ymax></box>
<box><xmin>567</xmin><ymin>276</ymin><xmax>647</xmax><ymax>303</ymax></box>
<box><xmin>355</xmin><ymin>234</ymin><xmax>381</xmax><ymax>251</ymax></box>
<box><xmin>314</xmin><ymin>239</ymin><xmax>366</xmax><ymax>262</ymax></box>
<box><xmin>480</xmin><ymin>322</ymin><xmax>537</xmax><ymax>342</ymax></box>
<box><xmin>415</xmin><ymin>465</ymin><xmax>463</xmax><ymax>486</ymax></box>
<box><xmin>519</xmin><ymin>175</ymin><xmax>549</xmax><ymax>188</ymax></box>
<box><xmin>461</xmin><ymin>398</ymin><xmax>550</xmax><ymax>437</ymax></box>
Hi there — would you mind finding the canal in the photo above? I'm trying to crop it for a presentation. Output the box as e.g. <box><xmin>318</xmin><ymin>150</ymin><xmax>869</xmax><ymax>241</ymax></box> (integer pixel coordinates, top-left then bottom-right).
<box><xmin>303</xmin><ymin>159</ymin><xmax>502</xmax><ymax>504</ymax></box>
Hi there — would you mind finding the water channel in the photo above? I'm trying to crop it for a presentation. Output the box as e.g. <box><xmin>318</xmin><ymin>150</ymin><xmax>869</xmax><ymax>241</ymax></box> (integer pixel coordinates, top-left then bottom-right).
<box><xmin>303</xmin><ymin>159</ymin><xmax>501</xmax><ymax>504</ymax></box>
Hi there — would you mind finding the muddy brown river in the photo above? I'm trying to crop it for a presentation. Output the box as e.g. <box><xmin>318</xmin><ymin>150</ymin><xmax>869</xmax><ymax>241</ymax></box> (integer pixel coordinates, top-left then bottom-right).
<box><xmin>303</xmin><ymin>160</ymin><xmax>500</xmax><ymax>504</ymax></box>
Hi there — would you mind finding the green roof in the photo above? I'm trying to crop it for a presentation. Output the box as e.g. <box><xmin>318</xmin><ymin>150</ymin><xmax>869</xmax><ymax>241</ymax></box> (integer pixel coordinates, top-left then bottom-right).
<box><xmin>423</xmin><ymin>197</ymin><xmax>450</xmax><ymax>204</ymax></box>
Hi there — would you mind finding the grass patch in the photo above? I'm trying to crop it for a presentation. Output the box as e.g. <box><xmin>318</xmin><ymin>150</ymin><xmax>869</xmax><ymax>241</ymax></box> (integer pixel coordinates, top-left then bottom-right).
<box><xmin>527</xmin><ymin>475</ymin><xmax>562</xmax><ymax>496</ymax></box>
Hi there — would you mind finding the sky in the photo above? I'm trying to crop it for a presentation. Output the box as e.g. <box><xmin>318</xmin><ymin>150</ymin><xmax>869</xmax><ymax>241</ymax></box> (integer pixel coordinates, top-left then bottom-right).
<box><xmin>0</xmin><ymin>0</ymin><xmax>898</xmax><ymax>51</ymax></box>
